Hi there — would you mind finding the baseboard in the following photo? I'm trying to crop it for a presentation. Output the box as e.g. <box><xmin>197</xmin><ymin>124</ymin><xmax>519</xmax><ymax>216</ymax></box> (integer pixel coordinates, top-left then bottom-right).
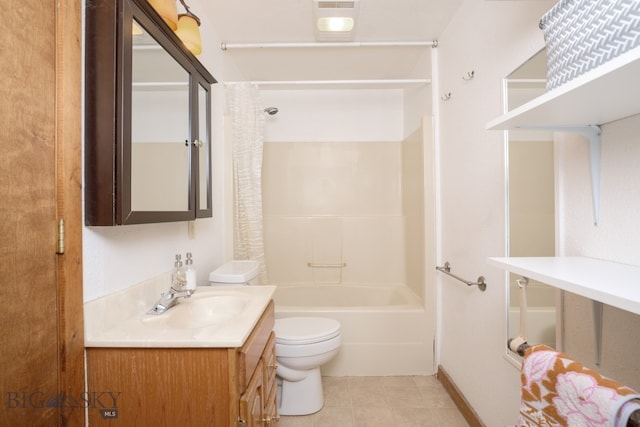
<box><xmin>437</xmin><ymin>365</ymin><xmax>485</xmax><ymax>427</ymax></box>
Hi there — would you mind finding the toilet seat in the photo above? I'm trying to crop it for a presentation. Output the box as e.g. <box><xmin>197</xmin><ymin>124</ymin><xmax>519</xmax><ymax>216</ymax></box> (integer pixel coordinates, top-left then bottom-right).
<box><xmin>274</xmin><ymin>317</ymin><xmax>341</xmax><ymax>345</ymax></box>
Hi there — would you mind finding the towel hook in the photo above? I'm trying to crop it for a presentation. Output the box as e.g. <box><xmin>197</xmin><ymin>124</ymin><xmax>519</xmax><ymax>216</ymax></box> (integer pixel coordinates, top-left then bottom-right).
<box><xmin>462</xmin><ymin>70</ymin><xmax>475</xmax><ymax>81</ymax></box>
<box><xmin>441</xmin><ymin>92</ymin><xmax>452</xmax><ymax>101</ymax></box>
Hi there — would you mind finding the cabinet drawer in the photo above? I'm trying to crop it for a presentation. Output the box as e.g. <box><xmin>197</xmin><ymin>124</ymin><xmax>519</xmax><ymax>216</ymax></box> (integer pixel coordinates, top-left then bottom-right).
<box><xmin>239</xmin><ymin>300</ymin><xmax>274</xmax><ymax>391</ymax></box>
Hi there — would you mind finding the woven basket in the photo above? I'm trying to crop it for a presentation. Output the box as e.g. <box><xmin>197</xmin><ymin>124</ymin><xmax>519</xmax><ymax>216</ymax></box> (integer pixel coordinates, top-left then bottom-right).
<box><xmin>540</xmin><ymin>0</ymin><xmax>640</xmax><ymax>90</ymax></box>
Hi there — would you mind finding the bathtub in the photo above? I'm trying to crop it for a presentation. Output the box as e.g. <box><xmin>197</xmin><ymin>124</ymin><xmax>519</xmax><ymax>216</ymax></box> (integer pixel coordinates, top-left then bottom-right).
<box><xmin>272</xmin><ymin>283</ymin><xmax>434</xmax><ymax>376</ymax></box>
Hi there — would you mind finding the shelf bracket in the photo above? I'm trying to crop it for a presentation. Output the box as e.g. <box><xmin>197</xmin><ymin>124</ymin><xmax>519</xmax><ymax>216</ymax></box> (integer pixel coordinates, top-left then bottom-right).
<box><xmin>581</xmin><ymin>125</ymin><xmax>601</xmax><ymax>226</ymax></box>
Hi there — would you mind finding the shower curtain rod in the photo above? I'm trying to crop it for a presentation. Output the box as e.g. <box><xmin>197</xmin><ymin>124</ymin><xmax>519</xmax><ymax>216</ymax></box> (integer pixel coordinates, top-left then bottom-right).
<box><xmin>224</xmin><ymin>79</ymin><xmax>431</xmax><ymax>86</ymax></box>
<box><xmin>221</xmin><ymin>40</ymin><xmax>437</xmax><ymax>50</ymax></box>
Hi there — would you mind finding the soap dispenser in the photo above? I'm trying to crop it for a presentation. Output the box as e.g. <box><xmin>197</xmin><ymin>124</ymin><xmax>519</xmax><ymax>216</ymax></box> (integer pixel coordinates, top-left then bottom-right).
<box><xmin>185</xmin><ymin>252</ymin><xmax>197</xmax><ymax>291</ymax></box>
<box><xmin>172</xmin><ymin>254</ymin><xmax>186</xmax><ymax>288</ymax></box>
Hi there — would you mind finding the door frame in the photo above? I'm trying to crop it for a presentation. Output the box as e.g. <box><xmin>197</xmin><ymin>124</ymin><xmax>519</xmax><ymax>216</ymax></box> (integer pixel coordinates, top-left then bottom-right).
<box><xmin>56</xmin><ymin>0</ymin><xmax>85</xmax><ymax>424</ymax></box>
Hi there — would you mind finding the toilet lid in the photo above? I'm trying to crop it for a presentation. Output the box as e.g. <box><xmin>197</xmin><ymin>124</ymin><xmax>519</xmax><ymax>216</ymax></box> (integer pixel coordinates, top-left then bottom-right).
<box><xmin>274</xmin><ymin>317</ymin><xmax>341</xmax><ymax>345</ymax></box>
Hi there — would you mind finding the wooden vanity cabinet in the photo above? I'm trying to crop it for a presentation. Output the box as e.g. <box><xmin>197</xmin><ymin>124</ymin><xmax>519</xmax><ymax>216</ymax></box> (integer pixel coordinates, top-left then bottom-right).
<box><xmin>86</xmin><ymin>300</ymin><xmax>278</xmax><ymax>426</ymax></box>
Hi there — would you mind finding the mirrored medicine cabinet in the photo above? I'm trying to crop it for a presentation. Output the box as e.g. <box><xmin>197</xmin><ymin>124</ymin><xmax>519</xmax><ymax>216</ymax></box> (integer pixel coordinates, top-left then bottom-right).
<box><xmin>85</xmin><ymin>0</ymin><xmax>216</xmax><ymax>226</ymax></box>
<box><xmin>503</xmin><ymin>50</ymin><xmax>558</xmax><ymax>364</ymax></box>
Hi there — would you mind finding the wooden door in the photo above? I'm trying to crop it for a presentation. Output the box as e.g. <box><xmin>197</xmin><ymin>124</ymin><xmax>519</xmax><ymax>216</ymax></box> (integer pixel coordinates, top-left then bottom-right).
<box><xmin>0</xmin><ymin>0</ymin><xmax>83</xmax><ymax>425</ymax></box>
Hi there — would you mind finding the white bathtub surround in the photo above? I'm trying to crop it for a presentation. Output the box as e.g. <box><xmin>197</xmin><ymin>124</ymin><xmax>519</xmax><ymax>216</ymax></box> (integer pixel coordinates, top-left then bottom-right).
<box><xmin>310</xmin><ymin>217</ymin><xmax>344</xmax><ymax>283</ymax></box>
<box><xmin>262</xmin><ymin>124</ymin><xmax>429</xmax><ymax>298</ymax></box>
<box><xmin>273</xmin><ymin>283</ymin><xmax>419</xmax><ymax>307</ymax></box>
<box><xmin>263</xmin><ymin>141</ymin><xmax>405</xmax><ymax>285</ymax></box>
<box><xmin>225</xmin><ymin>82</ymin><xmax>268</xmax><ymax>284</ymax></box>
<box><xmin>273</xmin><ymin>283</ymin><xmax>432</xmax><ymax>376</ymax></box>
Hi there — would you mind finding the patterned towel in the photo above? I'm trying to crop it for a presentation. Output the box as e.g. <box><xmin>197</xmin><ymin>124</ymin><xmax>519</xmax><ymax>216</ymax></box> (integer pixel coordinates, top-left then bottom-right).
<box><xmin>519</xmin><ymin>345</ymin><xmax>640</xmax><ymax>427</ymax></box>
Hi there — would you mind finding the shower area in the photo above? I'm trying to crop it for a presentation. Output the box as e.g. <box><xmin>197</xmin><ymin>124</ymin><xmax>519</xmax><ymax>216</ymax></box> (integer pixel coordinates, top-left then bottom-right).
<box><xmin>224</xmin><ymin>45</ymin><xmax>437</xmax><ymax>376</ymax></box>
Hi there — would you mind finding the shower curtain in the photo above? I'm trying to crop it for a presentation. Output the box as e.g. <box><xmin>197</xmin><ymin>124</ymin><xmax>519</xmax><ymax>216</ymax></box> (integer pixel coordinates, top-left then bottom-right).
<box><xmin>225</xmin><ymin>83</ymin><xmax>268</xmax><ymax>284</ymax></box>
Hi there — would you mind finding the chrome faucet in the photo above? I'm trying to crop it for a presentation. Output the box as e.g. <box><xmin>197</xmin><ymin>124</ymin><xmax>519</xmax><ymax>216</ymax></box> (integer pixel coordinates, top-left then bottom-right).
<box><xmin>147</xmin><ymin>254</ymin><xmax>195</xmax><ymax>315</ymax></box>
<box><xmin>147</xmin><ymin>285</ymin><xmax>195</xmax><ymax>315</ymax></box>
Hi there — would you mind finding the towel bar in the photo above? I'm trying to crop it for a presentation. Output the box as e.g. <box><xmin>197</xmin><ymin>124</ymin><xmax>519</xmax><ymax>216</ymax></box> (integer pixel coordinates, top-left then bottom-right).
<box><xmin>307</xmin><ymin>262</ymin><xmax>347</xmax><ymax>268</ymax></box>
<box><xmin>436</xmin><ymin>261</ymin><xmax>487</xmax><ymax>292</ymax></box>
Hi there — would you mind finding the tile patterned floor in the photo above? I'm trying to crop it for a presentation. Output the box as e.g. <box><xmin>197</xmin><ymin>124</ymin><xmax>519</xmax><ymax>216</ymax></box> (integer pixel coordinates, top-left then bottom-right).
<box><xmin>278</xmin><ymin>375</ymin><xmax>469</xmax><ymax>427</ymax></box>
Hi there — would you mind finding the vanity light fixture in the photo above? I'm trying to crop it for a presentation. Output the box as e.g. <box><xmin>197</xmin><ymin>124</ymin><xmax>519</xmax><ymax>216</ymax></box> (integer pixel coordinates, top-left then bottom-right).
<box><xmin>147</xmin><ymin>0</ymin><xmax>202</xmax><ymax>55</ymax></box>
<box><xmin>175</xmin><ymin>0</ymin><xmax>202</xmax><ymax>55</ymax></box>
<box><xmin>313</xmin><ymin>0</ymin><xmax>360</xmax><ymax>41</ymax></box>
<box><xmin>147</xmin><ymin>0</ymin><xmax>178</xmax><ymax>30</ymax></box>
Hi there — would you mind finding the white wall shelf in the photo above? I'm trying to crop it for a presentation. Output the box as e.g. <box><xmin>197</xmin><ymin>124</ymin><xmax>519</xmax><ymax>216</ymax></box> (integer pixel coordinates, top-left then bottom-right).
<box><xmin>487</xmin><ymin>45</ymin><xmax>640</xmax><ymax>226</ymax></box>
<box><xmin>486</xmin><ymin>45</ymin><xmax>640</xmax><ymax>131</ymax></box>
<box><xmin>488</xmin><ymin>256</ymin><xmax>640</xmax><ymax>316</ymax></box>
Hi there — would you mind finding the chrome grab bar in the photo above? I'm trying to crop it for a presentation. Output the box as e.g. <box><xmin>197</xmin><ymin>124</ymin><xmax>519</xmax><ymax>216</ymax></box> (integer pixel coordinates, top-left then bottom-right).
<box><xmin>307</xmin><ymin>262</ymin><xmax>347</xmax><ymax>268</ymax></box>
<box><xmin>436</xmin><ymin>261</ymin><xmax>487</xmax><ymax>292</ymax></box>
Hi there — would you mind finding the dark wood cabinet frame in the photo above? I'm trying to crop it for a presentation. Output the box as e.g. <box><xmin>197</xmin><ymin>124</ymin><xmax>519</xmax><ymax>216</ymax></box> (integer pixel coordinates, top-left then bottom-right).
<box><xmin>85</xmin><ymin>0</ymin><xmax>215</xmax><ymax>225</ymax></box>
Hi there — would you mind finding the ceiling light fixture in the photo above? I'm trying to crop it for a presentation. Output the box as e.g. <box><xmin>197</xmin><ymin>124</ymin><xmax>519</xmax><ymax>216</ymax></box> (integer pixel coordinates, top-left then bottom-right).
<box><xmin>317</xmin><ymin>17</ymin><xmax>354</xmax><ymax>32</ymax></box>
<box><xmin>313</xmin><ymin>0</ymin><xmax>360</xmax><ymax>41</ymax></box>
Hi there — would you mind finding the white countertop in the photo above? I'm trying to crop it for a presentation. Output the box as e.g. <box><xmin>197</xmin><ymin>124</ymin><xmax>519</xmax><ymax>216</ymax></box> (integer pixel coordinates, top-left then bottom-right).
<box><xmin>85</xmin><ymin>279</ymin><xmax>276</xmax><ymax>348</ymax></box>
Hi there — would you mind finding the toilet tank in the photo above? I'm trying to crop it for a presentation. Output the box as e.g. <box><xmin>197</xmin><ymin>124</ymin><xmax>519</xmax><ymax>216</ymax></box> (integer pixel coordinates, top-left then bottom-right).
<box><xmin>209</xmin><ymin>260</ymin><xmax>259</xmax><ymax>285</ymax></box>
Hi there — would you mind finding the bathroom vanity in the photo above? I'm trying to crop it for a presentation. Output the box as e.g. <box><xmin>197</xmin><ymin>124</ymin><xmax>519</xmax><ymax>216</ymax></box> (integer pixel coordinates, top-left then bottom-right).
<box><xmin>84</xmin><ymin>284</ymin><xmax>278</xmax><ymax>426</ymax></box>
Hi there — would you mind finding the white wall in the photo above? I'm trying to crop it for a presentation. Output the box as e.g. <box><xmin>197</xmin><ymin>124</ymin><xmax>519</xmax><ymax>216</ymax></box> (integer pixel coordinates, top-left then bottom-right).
<box><xmin>437</xmin><ymin>0</ymin><xmax>555</xmax><ymax>425</ymax></box>
<box><xmin>557</xmin><ymin>114</ymin><xmax>640</xmax><ymax>391</ymax></box>
<box><xmin>83</xmin><ymin>0</ymin><xmax>235</xmax><ymax>301</ymax></box>
<box><xmin>261</xmin><ymin>89</ymin><xmax>405</xmax><ymax>142</ymax></box>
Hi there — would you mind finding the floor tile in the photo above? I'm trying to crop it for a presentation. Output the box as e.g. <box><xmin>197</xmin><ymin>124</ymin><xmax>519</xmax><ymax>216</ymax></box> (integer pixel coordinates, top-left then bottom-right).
<box><xmin>311</xmin><ymin>406</ymin><xmax>354</xmax><ymax>426</ymax></box>
<box><xmin>278</xmin><ymin>375</ymin><xmax>468</xmax><ymax>427</ymax></box>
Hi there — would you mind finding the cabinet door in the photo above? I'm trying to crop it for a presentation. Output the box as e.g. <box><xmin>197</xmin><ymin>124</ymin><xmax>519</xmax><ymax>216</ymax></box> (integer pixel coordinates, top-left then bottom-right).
<box><xmin>130</xmin><ymin>26</ymin><xmax>192</xmax><ymax>217</ymax></box>
<box><xmin>85</xmin><ymin>0</ymin><xmax>216</xmax><ymax>225</ymax></box>
<box><xmin>264</xmin><ymin>393</ymin><xmax>279</xmax><ymax>427</ymax></box>
<box><xmin>240</xmin><ymin>360</ymin><xmax>264</xmax><ymax>427</ymax></box>
<box><xmin>263</xmin><ymin>332</ymin><xmax>279</xmax><ymax>425</ymax></box>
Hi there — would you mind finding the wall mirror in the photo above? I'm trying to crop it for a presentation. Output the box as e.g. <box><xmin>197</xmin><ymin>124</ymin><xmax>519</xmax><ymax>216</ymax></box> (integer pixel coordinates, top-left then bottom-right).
<box><xmin>504</xmin><ymin>50</ymin><xmax>558</xmax><ymax>364</ymax></box>
<box><xmin>85</xmin><ymin>0</ymin><xmax>215</xmax><ymax>226</ymax></box>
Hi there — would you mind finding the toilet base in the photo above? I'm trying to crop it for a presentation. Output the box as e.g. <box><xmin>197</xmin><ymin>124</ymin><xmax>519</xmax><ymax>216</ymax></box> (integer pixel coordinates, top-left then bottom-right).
<box><xmin>277</xmin><ymin>367</ymin><xmax>324</xmax><ymax>416</ymax></box>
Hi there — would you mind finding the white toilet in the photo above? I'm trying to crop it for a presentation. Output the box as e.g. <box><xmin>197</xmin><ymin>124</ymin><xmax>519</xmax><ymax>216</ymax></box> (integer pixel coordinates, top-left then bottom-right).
<box><xmin>274</xmin><ymin>316</ymin><xmax>342</xmax><ymax>416</ymax></box>
<box><xmin>209</xmin><ymin>260</ymin><xmax>342</xmax><ymax>416</ymax></box>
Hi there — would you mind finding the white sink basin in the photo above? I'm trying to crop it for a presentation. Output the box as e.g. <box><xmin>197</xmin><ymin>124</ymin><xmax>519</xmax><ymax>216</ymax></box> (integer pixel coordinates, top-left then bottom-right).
<box><xmin>142</xmin><ymin>292</ymin><xmax>250</xmax><ymax>329</ymax></box>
